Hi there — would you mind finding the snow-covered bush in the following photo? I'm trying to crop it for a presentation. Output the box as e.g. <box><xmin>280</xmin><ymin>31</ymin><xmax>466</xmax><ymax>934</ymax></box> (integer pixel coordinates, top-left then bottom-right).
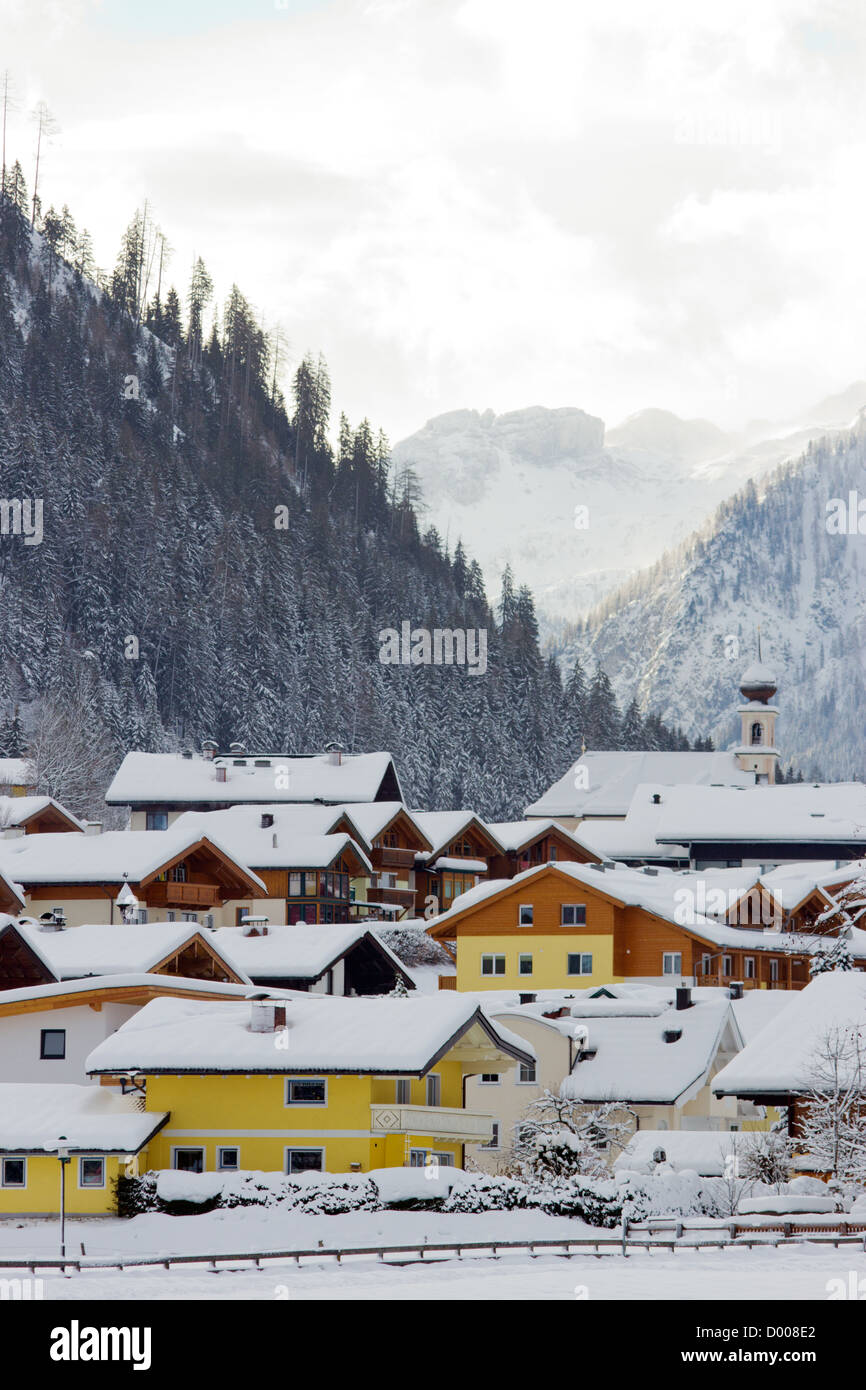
<box><xmin>379</xmin><ymin>927</ymin><xmax>452</xmax><ymax>968</ymax></box>
<box><xmin>288</xmin><ymin>1176</ymin><xmax>379</xmax><ymax>1215</ymax></box>
<box><xmin>529</xmin><ymin>1175</ymin><xmax>628</xmax><ymax>1226</ymax></box>
<box><xmin>443</xmin><ymin>1174</ymin><xmax>526</xmax><ymax>1213</ymax></box>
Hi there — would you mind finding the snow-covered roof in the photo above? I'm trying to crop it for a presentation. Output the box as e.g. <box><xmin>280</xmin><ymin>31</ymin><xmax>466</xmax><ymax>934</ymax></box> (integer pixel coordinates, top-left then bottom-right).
<box><xmin>426</xmin><ymin>859</ymin><xmax>865</xmax><ymax>957</ymax></box>
<box><xmin>525</xmin><ymin>751</ymin><xmax>754</xmax><ymax>819</ymax></box>
<box><xmin>655</xmin><ymin>783</ymin><xmax>866</xmax><ymax>846</ymax></box>
<box><xmin>430</xmin><ymin>856</ymin><xmax>488</xmax><ymax>873</ymax></box>
<box><xmin>484</xmin><ymin>818</ymin><xmax>597</xmax><ymax>856</ymax></box>
<box><xmin>6</xmin><ymin>920</ymin><xmax>251</xmax><ymax>983</ymax></box>
<box><xmin>578</xmin><ymin>783</ymin><xmax>689</xmax><ymax>860</ymax></box>
<box><xmin>209</xmin><ymin>923</ymin><xmax>410</xmax><ymax>983</ymax></box>
<box><xmin>730</xmin><ymin>989</ymin><xmax>796</xmax><ymax>1045</ymax></box>
<box><xmin>0</xmin><ymin>824</ymin><xmax>265</xmax><ymax>890</ymax></box>
<box><xmin>106</xmin><ymin>750</ymin><xmax>403</xmax><ymax>807</ymax></box>
<box><xmin>412</xmin><ymin>811</ymin><xmax>501</xmax><ymax>859</ymax></box>
<box><xmin>0</xmin><ymin>972</ymin><xmax>296</xmax><ymax>1010</ymax></box>
<box><xmin>740</xmin><ymin>661</ymin><xmax>777</xmax><ymax>687</ymax></box>
<box><xmin>168</xmin><ymin>808</ymin><xmax>371</xmax><ymax>873</ymax></box>
<box><xmin>0</xmin><ymin>1083</ymin><xmax>168</xmax><ymax>1154</ymax></box>
<box><xmin>329</xmin><ymin>801</ymin><xmax>432</xmax><ymax>849</ymax></box>
<box><xmin>0</xmin><ymin>758</ymin><xmax>35</xmax><ymax>788</ymax></box>
<box><xmin>560</xmin><ymin>992</ymin><xmax>737</xmax><ymax>1105</ymax></box>
<box><xmin>713</xmin><ymin>971</ymin><xmax>866</xmax><ymax>1098</ymax></box>
<box><xmin>86</xmin><ymin>992</ymin><xmax>535</xmax><ymax>1075</ymax></box>
<box><xmin>0</xmin><ymin>795</ymin><xmax>84</xmax><ymax>830</ymax></box>
<box><xmin>614</xmin><ymin>1128</ymin><xmax>741</xmax><ymax>1176</ymax></box>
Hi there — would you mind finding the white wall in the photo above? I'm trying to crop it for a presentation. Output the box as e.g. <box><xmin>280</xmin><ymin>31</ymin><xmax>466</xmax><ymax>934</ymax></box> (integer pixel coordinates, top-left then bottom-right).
<box><xmin>0</xmin><ymin>1002</ymin><xmax>139</xmax><ymax>1084</ymax></box>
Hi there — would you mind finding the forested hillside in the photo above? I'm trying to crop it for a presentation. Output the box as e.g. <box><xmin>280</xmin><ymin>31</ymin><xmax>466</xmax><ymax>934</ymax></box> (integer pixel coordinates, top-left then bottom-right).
<box><xmin>0</xmin><ymin>167</ymin><xmax>696</xmax><ymax>820</ymax></box>
<box><xmin>566</xmin><ymin>423</ymin><xmax>866</xmax><ymax>781</ymax></box>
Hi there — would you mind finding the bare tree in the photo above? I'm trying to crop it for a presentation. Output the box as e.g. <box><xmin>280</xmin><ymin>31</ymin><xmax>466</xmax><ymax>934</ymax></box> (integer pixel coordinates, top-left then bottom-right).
<box><xmin>30</xmin><ymin>101</ymin><xmax>59</xmax><ymax>227</ymax></box>
<box><xmin>512</xmin><ymin>1089</ymin><xmax>635</xmax><ymax>1179</ymax></box>
<box><xmin>738</xmin><ymin>1129</ymin><xmax>793</xmax><ymax>1193</ymax></box>
<box><xmin>799</xmin><ymin>1025</ymin><xmax>866</xmax><ymax>1181</ymax></box>
<box><xmin>1</xmin><ymin>70</ymin><xmax>17</xmax><ymax>194</ymax></box>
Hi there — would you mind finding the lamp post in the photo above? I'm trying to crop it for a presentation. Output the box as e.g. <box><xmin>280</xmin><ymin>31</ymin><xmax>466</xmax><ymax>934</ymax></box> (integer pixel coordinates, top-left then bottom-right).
<box><xmin>57</xmin><ymin>1135</ymin><xmax>70</xmax><ymax>1260</ymax></box>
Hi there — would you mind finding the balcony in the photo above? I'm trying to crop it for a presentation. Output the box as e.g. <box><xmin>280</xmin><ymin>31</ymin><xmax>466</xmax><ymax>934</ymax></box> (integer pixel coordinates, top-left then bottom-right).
<box><xmin>145</xmin><ymin>882</ymin><xmax>221</xmax><ymax>909</ymax></box>
<box><xmin>367</xmin><ymin>885</ymin><xmax>416</xmax><ymax>909</ymax></box>
<box><xmin>370</xmin><ymin>1105</ymin><xmax>495</xmax><ymax>1141</ymax></box>
<box><xmin>377</xmin><ymin>848</ymin><xmax>417</xmax><ymax>870</ymax></box>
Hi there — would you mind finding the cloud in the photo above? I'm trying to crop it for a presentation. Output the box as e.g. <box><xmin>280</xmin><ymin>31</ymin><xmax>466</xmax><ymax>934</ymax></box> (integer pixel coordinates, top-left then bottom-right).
<box><xmin>0</xmin><ymin>0</ymin><xmax>865</xmax><ymax>439</ymax></box>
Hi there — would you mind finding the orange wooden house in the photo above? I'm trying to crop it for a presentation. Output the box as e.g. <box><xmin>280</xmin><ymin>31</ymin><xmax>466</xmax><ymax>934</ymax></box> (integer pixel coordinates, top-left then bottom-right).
<box><xmin>427</xmin><ymin>861</ymin><xmax>838</xmax><ymax>994</ymax></box>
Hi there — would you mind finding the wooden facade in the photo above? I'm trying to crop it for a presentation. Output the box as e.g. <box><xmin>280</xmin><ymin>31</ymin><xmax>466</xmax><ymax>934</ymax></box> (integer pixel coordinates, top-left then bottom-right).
<box><xmin>428</xmin><ymin>865</ymin><xmax>841</xmax><ymax>992</ymax></box>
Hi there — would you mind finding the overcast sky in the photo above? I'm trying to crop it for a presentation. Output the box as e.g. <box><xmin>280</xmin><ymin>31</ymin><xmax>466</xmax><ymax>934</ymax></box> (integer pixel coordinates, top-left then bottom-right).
<box><xmin>2</xmin><ymin>0</ymin><xmax>865</xmax><ymax>443</ymax></box>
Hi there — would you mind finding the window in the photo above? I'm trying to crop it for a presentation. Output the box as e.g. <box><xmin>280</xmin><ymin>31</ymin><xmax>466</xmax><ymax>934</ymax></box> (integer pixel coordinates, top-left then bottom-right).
<box><xmin>479</xmin><ymin>1073</ymin><xmax>500</xmax><ymax>1085</ymax></box>
<box><xmin>662</xmin><ymin>952</ymin><xmax>682</xmax><ymax>976</ymax></box>
<box><xmin>549</xmin><ymin>845</ymin><xmax>558</xmax><ymax>862</ymax></box>
<box><xmin>78</xmin><ymin>1157</ymin><xmax>105</xmax><ymax>1188</ymax></box>
<box><xmin>750</xmin><ymin>722</ymin><xmax>763</xmax><ymax>746</ymax></box>
<box><xmin>701</xmin><ymin>954</ymin><xmax>712</xmax><ymax>976</ymax></box>
<box><xmin>744</xmin><ymin>957</ymin><xmax>756</xmax><ymax>979</ymax></box>
<box><xmin>481</xmin><ymin>954</ymin><xmax>506</xmax><ymax>976</ymax></box>
<box><xmin>172</xmin><ymin>1148</ymin><xmax>204</xmax><ymax>1173</ymax></box>
<box><xmin>1</xmin><ymin>1157</ymin><xmax>25</xmax><ymax>1187</ymax></box>
<box><xmin>518</xmin><ymin>953</ymin><xmax>533</xmax><ymax>976</ymax></box>
<box><xmin>40</xmin><ymin>1028</ymin><xmax>66</xmax><ymax>1060</ymax></box>
<box><xmin>181</xmin><ymin>912</ymin><xmax>198</xmax><ymax>923</ymax></box>
<box><xmin>146</xmin><ymin>811</ymin><xmax>168</xmax><ymax>831</ymax></box>
<box><xmin>567</xmin><ymin>952</ymin><xmax>593</xmax><ymax>976</ymax></box>
<box><xmin>395</xmin><ymin>1079</ymin><xmax>410</xmax><ymax>1104</ymax></box>
<box><xmin>286</xmin><ymin>1149</ymin><xmax>324</xmax><ymax>1174</ymax></box>
<box><xmin>518</xmin><ymin>904</ymin><xmax>533</xmax><ymax>927</ymax></box>
<box><xmin>722</xmin><ymin>954</ymin><xmax>733</xmax><ymax>977</ymax></box>
<box><xmin>770</xmin><ymin>959</ymin><xmax>779</xmax><ymax>982</ymax></box>
<box><xmin>166</xmin><ymin>911</ymin><xmax>176</xmax><ymax>922</ymax></box>
<box><xmin>135</xmin><ymin>909</ymin><xmax>148</xmax><ymax>925</ymax></box>
<box><xmin>433</xmin><ymin>1152</ymin><xmax>455</xmax><ymax>1166</ymax></box>
<box><xmin>481</xmin><ymin>1123</ymin><xmax>501</xmax><ymax>1150</ymax></box>
<box><xmin>426</xmin><ymin>1074</ymin><xmax>441</xmax><ymax>1107</ymax></box>
<box><xmin>286</xmin><ymin>1079</ymin><xmax>327</xmax><ymax>1106</ymax></box>
<box><xmin>409</xmin><ymin>1149</ymin><xmax>428</xmax><ymax>1167</ymax></box>
<box><xmin>217</xmin><ymin>1148</ymin><xmax>240</xmax><ymax>1171</ymax></box>
<box><xmin>169</xmin><ymin>863</ymin><xmax>188</xmax><ymax>883</ymax></box>
<box><xmin>561</xmin><ymin>904</ymin><xmax>587</xmax><ymax>926</ymax></box>
<box><xmin>518</xmin><ymin>1061</ymin><xmax>537</xmax><ymax>1083</ymax></box>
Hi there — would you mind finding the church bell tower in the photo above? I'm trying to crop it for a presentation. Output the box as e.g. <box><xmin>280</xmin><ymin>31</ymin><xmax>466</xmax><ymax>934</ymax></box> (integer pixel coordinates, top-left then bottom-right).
<box><xmin>734</xmin><ymin>639</ymin><xmax>779</xmax><ymax>785</ymax></box>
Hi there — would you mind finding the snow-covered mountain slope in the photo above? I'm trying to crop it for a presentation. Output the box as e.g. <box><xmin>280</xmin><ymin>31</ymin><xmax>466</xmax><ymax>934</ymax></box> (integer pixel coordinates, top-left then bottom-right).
<box><xmin>564</xmin><ymin>421</ymin><xmax>866</xmax><ymax>780</ymax></box>
<box><xmin>394</xmin><ymin>392</ymin><xmax>866</xmax><ymax>620</ymax></box>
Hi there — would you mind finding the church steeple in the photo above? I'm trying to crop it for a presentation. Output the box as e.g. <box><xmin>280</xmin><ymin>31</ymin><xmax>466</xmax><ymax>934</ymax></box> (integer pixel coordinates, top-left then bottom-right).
<box><xmin>734</xmin><ymin>633</ymin><xmax>779</xmax><ymax>784</ymax></box>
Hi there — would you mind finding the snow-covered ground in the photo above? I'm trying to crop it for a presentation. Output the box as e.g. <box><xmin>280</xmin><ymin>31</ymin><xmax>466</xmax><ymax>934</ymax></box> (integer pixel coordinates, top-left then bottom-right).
<box><xmin>2</xmin><ymin>1210</ymin><xmax>863</xmax><ymax>1300</ymax></box>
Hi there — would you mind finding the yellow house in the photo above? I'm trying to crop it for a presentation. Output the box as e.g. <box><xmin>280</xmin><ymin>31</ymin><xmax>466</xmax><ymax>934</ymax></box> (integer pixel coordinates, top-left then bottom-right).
<box><xmin>0</xmin><ymin>1083</ymin><xmax>168</xmax><ymax>1215</ymax></box>
<box><xmin>85</xmin><ymin>994</ymin><xmax>535</xmax><ymax>1175</ymax></box>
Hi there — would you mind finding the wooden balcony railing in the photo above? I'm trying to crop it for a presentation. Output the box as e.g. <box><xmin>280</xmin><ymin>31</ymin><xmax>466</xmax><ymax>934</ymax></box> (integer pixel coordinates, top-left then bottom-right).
<box><xmin>145</xmin><ymin>882</ymin><xmax>221</xmax><ymax>909</ymax></box>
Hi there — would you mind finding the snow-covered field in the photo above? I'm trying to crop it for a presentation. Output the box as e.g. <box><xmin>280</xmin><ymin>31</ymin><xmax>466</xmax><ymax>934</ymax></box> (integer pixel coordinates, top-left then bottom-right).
<box><xmin>2</xmin><ymin>1210</ymin><xmax>864</xmax><ymax>1300</ymax></box>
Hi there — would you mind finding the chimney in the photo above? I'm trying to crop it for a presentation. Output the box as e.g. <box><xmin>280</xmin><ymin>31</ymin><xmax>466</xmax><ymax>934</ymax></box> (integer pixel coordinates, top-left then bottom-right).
<box><xmin>39</xmin><ymin>908</ymin><xmax>67</xmax><ymax>932</ymax></box>
<box><xmin>250</xmin><ymin>999</ymin><xmax>285</xmax><ymax>1032</ymax></box>
<box><xmin>324</xmin><ymin>741</ymin><xmax>344</xmax><ymax>767</ymax></box>
<box><xmin>229</xmin><ymin>742</ymin><xmax>245</xmax><ymax>758</ymax></box>
<box><xmin>2</xmin><ymin>825</ymin><xmax>25</xmax><ymax>839</ymax></box>
<box><xmin>84</xmin><ymin>821</ymin><xmax>102</xmax><ymax>836</ymax></box>
<box><xmin>675</xmin><ymin>986</ymin><xmax>693</xmax><ymax>1010</ymax></box>
<box><xmin>728</xmin><ymin>980</ymin><xmax>744</xmax><ymax>1000</ymax></box>
<box><xmin>202</xmin><ymin>740</ymin><xmax>218</xmax><ymax>761</ymax></box>
<box><xmin>215</xmin><ymin>765</ymin><xmax>227</xmax><ymax>783</ymax></box>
